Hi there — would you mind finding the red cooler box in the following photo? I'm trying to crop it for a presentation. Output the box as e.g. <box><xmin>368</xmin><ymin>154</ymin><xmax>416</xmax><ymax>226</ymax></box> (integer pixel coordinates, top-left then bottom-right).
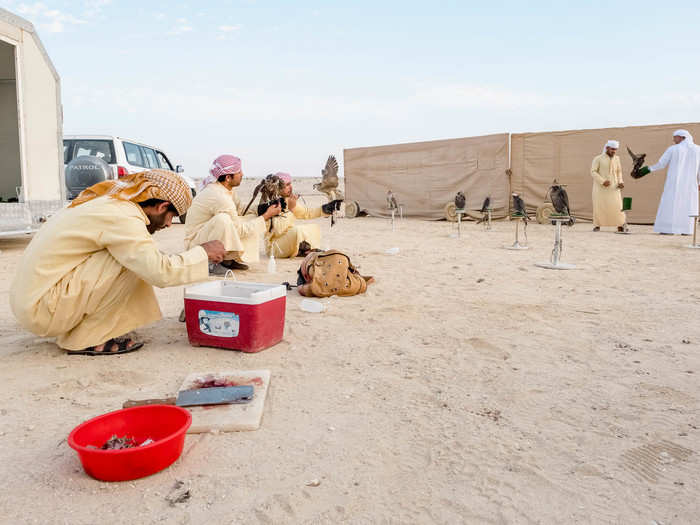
<box><xmin>184</xmin><ymin>281</ymin><xmax>286</xmax><ymax>352</ymax></box>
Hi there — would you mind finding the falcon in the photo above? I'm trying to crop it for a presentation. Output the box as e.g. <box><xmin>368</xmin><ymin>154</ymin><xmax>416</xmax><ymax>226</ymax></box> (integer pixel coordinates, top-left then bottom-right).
<box><xmin>386</xmin><ymin>190</ymin><xmax>398</xmax><ymax>210</ymax></box>
<box><xmin>313</xmin><ymin>155</ymin><xmax>344</xmax><ymax>200</ymax></box>
<box><xmin>549</xmin><ymin>181</ymin><xmax>575</xmax><ymax>226</ymax></box>
<box><xmin>476</xmin><ymin>196</ymin><xmax>491</xmax><ymax>224</ymax></box>
<box><xmin>512</xmin><ymin>193</ymin><xmax>528</xmax><ymax>221</ymax></box>
<box><xmin>626</xmin><ymin>147</ymin><xmax>647</xmax><ymax>179</ymax></box>
<box><xmin>454</xmin><ymin>191</ymin><xmax>466</xmax><ymax>210</ymax></box>
<box><xmin>242</xmin><ymin>173</ymin><xmax>285</xmax><ymax>215</ymax></box>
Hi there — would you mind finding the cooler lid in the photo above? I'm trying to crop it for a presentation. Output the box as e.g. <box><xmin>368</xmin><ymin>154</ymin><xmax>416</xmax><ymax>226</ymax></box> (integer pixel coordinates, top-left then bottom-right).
<box><xmin>185</xmin><ymin>280</ymin><xmax>286</xmax><ymax>305</ymax></box>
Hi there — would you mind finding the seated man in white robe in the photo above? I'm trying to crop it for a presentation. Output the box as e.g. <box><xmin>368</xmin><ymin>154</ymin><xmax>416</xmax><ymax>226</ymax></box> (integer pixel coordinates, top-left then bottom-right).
<box><xmin>261</xmin><ymin>172</ymin><xmax>342</xmax><ymax>258</ymax></box>
<box><xmin>184</xmin><ymin>154</ymin><xmax>281</xmax><ymax>274</ymax></box>
<box><xmin>590</xmin><ymin>140</ymin><xmax>627</xmax><ymax>232</ymax></box>
<box><xmin>10</xmin><ymin>169</ymin><xmax>226</xmax><ymax>355</ymax></box>
<box><xmin>636</xmin><ymin>130</ymin><xmax>700</xmax><ymax>234</ymax></box>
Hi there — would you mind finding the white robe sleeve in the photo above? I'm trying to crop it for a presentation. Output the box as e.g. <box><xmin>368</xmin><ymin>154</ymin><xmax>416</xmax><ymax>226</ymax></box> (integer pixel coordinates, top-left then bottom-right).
<box><xmin>649</xmin><ymin>146</ymin><xmax>673</xmax><ymax>172</ymax></box>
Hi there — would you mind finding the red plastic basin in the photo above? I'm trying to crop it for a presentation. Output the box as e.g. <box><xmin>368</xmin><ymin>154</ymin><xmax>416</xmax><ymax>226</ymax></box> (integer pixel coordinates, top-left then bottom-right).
<box><xmin>68</xmin><ymin>405</ymin><xmax>191</xmax><ymax>482</ymax></box>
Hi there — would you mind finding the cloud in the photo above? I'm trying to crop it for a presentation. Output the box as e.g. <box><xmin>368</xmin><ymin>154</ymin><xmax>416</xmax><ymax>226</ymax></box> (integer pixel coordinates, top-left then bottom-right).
<box><xmin>16</xmin><ymin>2</ymin><xmax>86</xmax><ymax>33</ymax></box>
<box><xmin>218</xmin><ymin>25</ymin><xmax>241</xmax><ymax>32</ymax></box>
<box><xmin>82</xmin><ymin>0</ymin><xmax>111</xmax><ymax>18</ymax></box>
<box><xmin>168</xmin><ymin>19</ymin><xmax>193</xmax><ymax>35</ymax></box>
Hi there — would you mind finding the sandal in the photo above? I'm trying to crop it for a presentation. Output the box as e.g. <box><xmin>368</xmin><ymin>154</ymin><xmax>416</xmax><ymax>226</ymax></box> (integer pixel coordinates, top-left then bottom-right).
<box><xmin>67</xmin><ymin>338</ymin><xmax>144</xmax><ymax>356</ymax></box>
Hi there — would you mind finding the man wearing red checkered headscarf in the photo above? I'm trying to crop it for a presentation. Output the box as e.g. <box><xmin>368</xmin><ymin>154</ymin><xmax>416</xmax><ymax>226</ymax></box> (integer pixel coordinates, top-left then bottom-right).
<box><xmin>184</xmin><ymin>154</ymin><xmax>282</xmax><ymax>274</ymax></box>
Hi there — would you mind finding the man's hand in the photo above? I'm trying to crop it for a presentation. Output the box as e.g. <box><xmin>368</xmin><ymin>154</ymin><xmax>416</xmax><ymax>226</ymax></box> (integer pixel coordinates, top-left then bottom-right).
<box><xmin>287</xmin><ymin>194</ymin><xmax>299</xmax><ymax>211</ymax></box>
<box><xmin>321</xmin><ymin>199</ymin><xmax>344</xmax><ymax>215</ymax></box>
<box><xmin>633</xmin><ymin>166</ymin><xmax>651</xmax><ymax>179</ymax></box>
<box><xmin>603</xmin><ymin>180</ymin><xmax>611</xmax><ymax>187</ymax></box>
<box><xmin>201</xmin><ymin>240</ymin><xmax>225</xmax><ymax>263</ymax></box>
<box><xmin>617</xmin><ymin>182</ymin><xmax>625</xmax><ymax>189</ymax></box>
<box><xmin>263</xmin><ymin>203</ymin><xmax>282</xmax><ymax>220</ymax></box>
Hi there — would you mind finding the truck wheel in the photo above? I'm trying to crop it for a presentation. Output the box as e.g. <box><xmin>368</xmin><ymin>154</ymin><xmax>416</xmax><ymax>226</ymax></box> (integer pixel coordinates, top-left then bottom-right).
<box><xmin>536</xmin><ymin>203</ymin><xmax>555</xmax><ymax>224</ymax></box>
<box><xmin>444</xmin><ymin>202</ymin><xmax>458</xmax><ymax>222</ymax></box>
<box><xmin>345</xmin><ymin>200</ymin><xmax>360</xmax><ymax>218</ymax></box>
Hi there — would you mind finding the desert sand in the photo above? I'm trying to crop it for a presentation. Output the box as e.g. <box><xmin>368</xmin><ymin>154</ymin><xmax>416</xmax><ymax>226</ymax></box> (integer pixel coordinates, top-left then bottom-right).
<box><xmin>1</xmin><ymin>178</ymin><xmax>699</xmax><ymax>524</ymax></box>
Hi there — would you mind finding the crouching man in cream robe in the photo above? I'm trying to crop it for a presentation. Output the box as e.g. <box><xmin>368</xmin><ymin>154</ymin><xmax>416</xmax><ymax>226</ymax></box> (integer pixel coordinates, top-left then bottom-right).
<box><xmin>590</xmin><ymin>140</ymin><xmax>627</xmax><ymax>232</ymax></box>
<box><xmin>263</xmin><ymin>172</ymin><xmax>342</xmax><ymax>258</ymax></box>
<box><xmin>184</xmin><ymin>154</ymin><xmax>282</xmax><ymax>275</ymax></box>
<box><xmin>10</xmin><ymin>170</ymin><xmax>226</xmax><ymax>355</ymax></box>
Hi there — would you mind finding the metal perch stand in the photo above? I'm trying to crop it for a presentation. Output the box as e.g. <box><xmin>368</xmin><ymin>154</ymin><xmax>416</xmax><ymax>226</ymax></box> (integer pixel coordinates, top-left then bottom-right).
<box><xmin>535</xmin><ymin>216</ymin><xmax>576</xmax><ymax>270</ymax></box>
<box><xmin>504</xmin><ymin>215</ymin><xmax>529</xmax><ymax>250</ymax></box>
<box><xmin>484</xmin><ymin>208</ymin><xmax>493</xmax><ymax>231</ymax></box>
<box><xmin>455</xmin><ymin>208</ymin><xmax>465</xmax><ymax>238</ymax></box>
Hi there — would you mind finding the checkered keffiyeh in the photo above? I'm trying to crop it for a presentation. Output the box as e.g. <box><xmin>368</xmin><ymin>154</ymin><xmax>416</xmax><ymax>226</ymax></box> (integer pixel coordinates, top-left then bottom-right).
<box><xmin>69</xmin><ymin>169</ymin><xmax>193</xmax><ymax>216</ymax></box>
<box><xmin>201</xmin><ymin>154</ymin><xmax>242</xmax><ymax>189</ymax></box>
<box><xmin>275</xmin><ymin>172</ymin><xmax>292</xmax><ymax>184</ymax></box>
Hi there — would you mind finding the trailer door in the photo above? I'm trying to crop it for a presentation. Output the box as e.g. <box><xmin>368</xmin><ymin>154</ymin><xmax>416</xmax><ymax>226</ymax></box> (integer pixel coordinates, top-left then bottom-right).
<box><xmin>0</xmin><ymin>39</ymin><xmax>21</xmax><ymax>202</ymax></box>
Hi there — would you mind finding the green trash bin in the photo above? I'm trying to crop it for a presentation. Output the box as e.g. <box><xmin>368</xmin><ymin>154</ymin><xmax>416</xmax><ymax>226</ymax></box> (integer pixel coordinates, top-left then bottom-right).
<box><xmin>622</xmin><ymin>197</ymin><xmax>632</xmax><ymax>211</ymax></box>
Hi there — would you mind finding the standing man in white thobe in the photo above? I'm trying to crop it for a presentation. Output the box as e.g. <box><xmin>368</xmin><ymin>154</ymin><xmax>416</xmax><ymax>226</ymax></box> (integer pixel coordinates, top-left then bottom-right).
<box><xmin>637</xmin><ymin>130</ymin><xmax>700</xmax><ymax>235</ymax></box>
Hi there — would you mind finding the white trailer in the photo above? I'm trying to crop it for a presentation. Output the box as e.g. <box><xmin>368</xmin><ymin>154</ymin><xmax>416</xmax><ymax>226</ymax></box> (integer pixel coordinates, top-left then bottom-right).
<box><xmin>0</xmin><ymin>8</ymin><xmax>64</xmax><ymax>236</ymax></box>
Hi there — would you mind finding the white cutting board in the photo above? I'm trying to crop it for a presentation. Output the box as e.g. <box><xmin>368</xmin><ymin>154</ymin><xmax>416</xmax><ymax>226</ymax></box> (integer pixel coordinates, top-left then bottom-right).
<box><xmin>179</xmin><ymin>370</ymin><xmax>270</xmax><ymax>433</ymax></box>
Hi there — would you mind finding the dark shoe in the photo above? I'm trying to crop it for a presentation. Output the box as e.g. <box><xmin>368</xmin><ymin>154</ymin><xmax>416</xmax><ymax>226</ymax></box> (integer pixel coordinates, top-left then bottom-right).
<box><xmin>617</xmin><ymin>226</ymin><xmax>624</xmax><ymax>232</ymax></box>
<box><xmin>222</xmin><ymin>259</ymin><xmax>249</xmax><ymax>271</ymax></box>
<box><xmin>593</xmin><ymin>227</ymin><xmax>600</xmax><ymax>232</ymax></box>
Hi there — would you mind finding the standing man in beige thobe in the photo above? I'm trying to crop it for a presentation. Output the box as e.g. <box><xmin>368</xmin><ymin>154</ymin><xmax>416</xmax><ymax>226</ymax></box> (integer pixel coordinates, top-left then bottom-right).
<box><xmin>184</xmin><ymin>154</ymin><xmax>281</xmax><ymax>274</ymax></box>
<box><xmin>590</xmin><ymin>140</ymin><xmax>627</xmax><ymax>232</ymax></box>
<box><xmin>10</xmin><ymin>169</ymin><xmax>226</xmax><ymax>355</ymax></box>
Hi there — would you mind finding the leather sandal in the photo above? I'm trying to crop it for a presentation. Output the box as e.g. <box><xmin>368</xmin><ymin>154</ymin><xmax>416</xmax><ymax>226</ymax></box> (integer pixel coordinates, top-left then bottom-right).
<box><xmin>67</xmin><ymin>338</ymin><xmax>144</xmax><ymax>356</ymax></box>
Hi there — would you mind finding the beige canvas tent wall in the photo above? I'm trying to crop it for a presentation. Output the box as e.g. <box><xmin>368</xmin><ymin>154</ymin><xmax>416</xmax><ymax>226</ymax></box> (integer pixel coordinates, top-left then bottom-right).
<box><xmin>344</xmin><ymin>134</ymin><xmax>509</xmax><ymax>219</ymax></box>
<box><xmin>510</xmin><ymin>123</ymin><xmax>700</xmax><ymax>224</ymax></box>
<box><xmin>0</xmin><ymin>8</ymin><xmax>64</xmax><ymax>235</ymax></box>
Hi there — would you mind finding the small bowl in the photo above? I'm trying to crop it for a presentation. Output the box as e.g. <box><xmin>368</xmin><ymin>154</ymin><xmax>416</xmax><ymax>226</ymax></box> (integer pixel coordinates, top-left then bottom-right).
<box><xmin>68</xmin><ymin>405</ymin><xmax>191</xmax><ymax>481</ymax></box>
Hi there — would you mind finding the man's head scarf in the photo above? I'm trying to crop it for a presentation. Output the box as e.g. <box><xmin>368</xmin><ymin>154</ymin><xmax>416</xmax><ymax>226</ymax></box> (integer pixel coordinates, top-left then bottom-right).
<box><xmin>605</xmin><ymin>140</ymin><xmax>619</xmax><ymax>149</ymax></box>
<box><xmin>68</xmin><ymin>169</ymin><xmax>192</xmax><ymax>216</ymax></box>
<box><xmin>201</xmin><ymin>154</ymin><xmax>242</xmax><ymax>188</ymax></box>
<box><xmin>276</xmin><ymin>172</ymin><xmax>292</xmax><ymax>184</ymax></box>
<box><xmin>673</xmin><ymin>129</ymin><xmax>695</xmax><ymax>147</ymax></box>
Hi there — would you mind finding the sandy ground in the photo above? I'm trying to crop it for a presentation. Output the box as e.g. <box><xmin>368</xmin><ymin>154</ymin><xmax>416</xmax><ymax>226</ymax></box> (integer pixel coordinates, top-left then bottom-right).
<box><xmin>1</xmin><ymin>178</ymin><xmax>699</xmax><ymax>524</ymax></box>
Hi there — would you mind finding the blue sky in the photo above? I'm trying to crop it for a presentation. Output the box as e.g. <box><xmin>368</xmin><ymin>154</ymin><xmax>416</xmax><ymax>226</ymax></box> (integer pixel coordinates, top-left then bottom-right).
<box><xmin>4</xmin><ymin>0</ymin><xmax>700</xmax><ymax>179</ymax></box>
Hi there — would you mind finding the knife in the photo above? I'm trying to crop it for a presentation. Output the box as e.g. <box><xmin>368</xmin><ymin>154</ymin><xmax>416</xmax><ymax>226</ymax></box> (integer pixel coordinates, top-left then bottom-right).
<box><xmin>123</xmin><ymin>385</ymin><xmax>254</xmax><ymax>408</ymax></box>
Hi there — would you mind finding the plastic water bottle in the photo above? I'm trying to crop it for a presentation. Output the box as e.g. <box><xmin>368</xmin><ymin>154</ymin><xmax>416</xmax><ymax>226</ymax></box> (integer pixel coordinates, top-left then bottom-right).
<box><xmin>385</xmin><ymin>247</ymin><xmax>400</xmax><ymax>255</ymax></box>
<box><xmin>267</xmin><ymin>253</ymin><xmax>276</xmax><ymax>274</ymax></box>
<box><xmin>300</xmin><ymin>299</ymin><xmax>324</xmax><ymax>313</ymax></box>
